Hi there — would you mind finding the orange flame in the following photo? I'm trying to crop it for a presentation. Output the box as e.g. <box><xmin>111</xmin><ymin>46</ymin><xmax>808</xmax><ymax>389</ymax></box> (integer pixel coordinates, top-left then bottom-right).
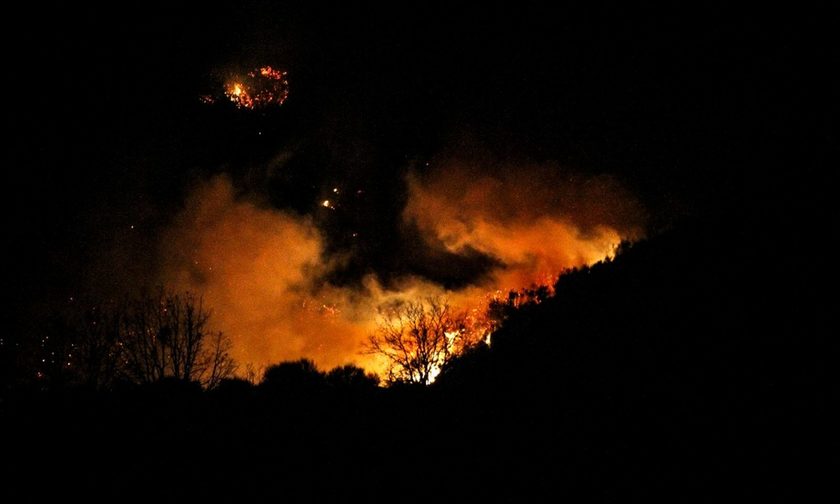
<box><xmin>222</xmin><ymin>66</ymin><xmax>289</xmax><ymax>109</ymax></box>
<box><xmin>158</xmin><ymin>162</ymin><xmax>643</xmax><ymax>377</ymax></box>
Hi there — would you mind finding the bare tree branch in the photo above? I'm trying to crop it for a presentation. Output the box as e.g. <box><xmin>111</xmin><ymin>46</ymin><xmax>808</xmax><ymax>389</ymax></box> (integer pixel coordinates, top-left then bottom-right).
<box><xmin>364</xmin><ymin>297</ymin><xmax>479</xmax><ymax>385</ymax></box>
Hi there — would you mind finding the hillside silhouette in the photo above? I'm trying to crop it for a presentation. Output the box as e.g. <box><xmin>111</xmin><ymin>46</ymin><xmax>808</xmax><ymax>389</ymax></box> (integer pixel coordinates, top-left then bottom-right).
<box><xmin>1</xmin><ymin>218</ymin><xmax>822</xmax><ymax>500</ymax></box>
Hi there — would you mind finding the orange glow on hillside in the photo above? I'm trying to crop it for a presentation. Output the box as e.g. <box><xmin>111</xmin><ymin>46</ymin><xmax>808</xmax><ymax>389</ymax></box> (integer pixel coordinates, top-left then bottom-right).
<box><xmin>158</xmin><ymin>163</ymin><xmax>643</xmax><ymax>378</ymax></box>
<box><xmin>403</xmin><ymin>162</ymin><xmax>643</xmax><ymax>291</ymax></box>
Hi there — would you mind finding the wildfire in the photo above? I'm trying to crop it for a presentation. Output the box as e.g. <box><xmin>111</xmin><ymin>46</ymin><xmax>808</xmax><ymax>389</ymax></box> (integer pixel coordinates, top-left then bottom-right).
<box><xmin>219</xmin><ymin>66</ymin><xmax>290</xmax><ymax>109</ymax></box>
<box><xmin>158</xmin><ymin>161</ymin><xmax>643</xmax><ymax>382</ymax></box>
<box><xmin>427</xmin><ymin>329</ymin><xmax>465</xmax><ymax>383</ymax></box>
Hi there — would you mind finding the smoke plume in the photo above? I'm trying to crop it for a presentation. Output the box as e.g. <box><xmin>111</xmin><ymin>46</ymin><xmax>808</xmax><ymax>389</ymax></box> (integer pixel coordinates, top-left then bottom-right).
<box><xmin>156</xmin><ymin>161</ymin><xmax>643</xmax><ymax>373</ymax></box>
<box><xmin>158</xmin><ymin>176</ymin><xmax>371</xmax><ymax>371</ymax></box>
<box><xmin>404</xmin><ymin>161</ymin><xmax>644</xmax><ymax>290</ymax></box>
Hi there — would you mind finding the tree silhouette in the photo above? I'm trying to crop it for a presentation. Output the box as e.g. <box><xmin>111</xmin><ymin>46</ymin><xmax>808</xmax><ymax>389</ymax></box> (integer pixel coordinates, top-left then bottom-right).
<box><xmin>118</xmin><ymin>289</ymin><xmax>236</xmax><ymax>388</ymax></box>
<box><xmin>30</xmin><ymin>316</ymin><xmax>80</xmax><ymax>389</ymax></box>
<box><xmin>261</xmin><ymin>358</ymin><xmax>326</xmax><ymax>395</ymax></box>
<box><xmin>365</xmin><ymin>297</ymin><xmax>473</xmax><ymax>385</ymax></box>
<box><xmin>70</xmin><ymin>301</ymin><xmax>123</xmax><ymax>389</ymax></box>
<box><xmin>326</xmin><ymin>364</ymin><xmax>379</xmax><ymax>390</ymax></box>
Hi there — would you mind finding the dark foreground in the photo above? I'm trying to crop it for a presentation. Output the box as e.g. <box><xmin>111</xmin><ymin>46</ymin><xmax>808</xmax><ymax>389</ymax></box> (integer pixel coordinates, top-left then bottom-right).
<box><xmin>1</xmin><ymin>220</ymin><xmax>826</xmax><ymax>500</ymax></box>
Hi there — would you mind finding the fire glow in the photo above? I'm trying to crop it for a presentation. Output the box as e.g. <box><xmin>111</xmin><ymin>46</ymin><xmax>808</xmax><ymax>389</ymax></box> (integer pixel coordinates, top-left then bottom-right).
<box><xmin>158</xmin><ymin>163</ymin><xmax>643</xmax><ymax>377</ymax></box>
<box><xmin>221</xmin><ymin>66</ymin><xmax>290</xmax><ymax>109</ymax></box>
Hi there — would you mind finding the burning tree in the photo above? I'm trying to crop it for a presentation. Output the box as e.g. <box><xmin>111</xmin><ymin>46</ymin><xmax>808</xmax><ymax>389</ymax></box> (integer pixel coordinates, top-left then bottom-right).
<box><xmin>366</xmin><ymin>297</ymin><xmax>476</xmax><ymax>385</ymax></box>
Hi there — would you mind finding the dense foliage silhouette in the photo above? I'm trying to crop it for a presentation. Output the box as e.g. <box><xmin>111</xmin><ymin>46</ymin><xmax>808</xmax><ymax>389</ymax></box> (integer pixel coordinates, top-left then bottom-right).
<box><xmin>0</xmin><ymin>219</ymin><xmax>823</xmax><ymax>500</ymax></box>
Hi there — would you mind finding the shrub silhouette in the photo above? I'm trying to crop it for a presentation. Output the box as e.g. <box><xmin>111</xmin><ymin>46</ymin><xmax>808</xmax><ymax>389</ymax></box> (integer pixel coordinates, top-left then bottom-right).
<box><xmin>261</xmin><ymin>359</ymin><xmax>326</xmax><ymax>397</ymax></box>
<box><xmin>326</xmin><ymin>364</ymin><xmax>380</xmax><ymax>390</ymax></box>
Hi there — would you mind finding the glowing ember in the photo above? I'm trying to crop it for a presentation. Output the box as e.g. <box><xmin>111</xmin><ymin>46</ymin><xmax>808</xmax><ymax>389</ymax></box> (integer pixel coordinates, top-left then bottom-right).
<box><xmin>220</xmin><ymin>66</ymin><xmax>290</xmax><ymax>109</ymax></box>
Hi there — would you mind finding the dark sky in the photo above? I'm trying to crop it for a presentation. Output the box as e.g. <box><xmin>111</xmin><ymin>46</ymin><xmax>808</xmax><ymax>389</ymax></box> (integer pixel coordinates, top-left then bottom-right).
<box><xmin>3</xmin><ymin>3</ymin><xmax>825</xmax><ymax>331</ymax></box>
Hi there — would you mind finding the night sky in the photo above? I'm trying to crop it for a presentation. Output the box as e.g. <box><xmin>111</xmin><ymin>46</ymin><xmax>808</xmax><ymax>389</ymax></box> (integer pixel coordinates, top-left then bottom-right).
<box><xmin>4</xmin><ymin>3</ymin><xmax>823</xmax><ymax>361</ymax></box>
<box><xmin>1</xmin><ymin>6</ymin><xmax>831</xmax><ymax>499</ymax></box>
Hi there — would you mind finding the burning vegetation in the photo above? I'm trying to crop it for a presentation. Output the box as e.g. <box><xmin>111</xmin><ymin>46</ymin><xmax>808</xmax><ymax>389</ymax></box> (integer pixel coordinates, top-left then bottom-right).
<box><xmin>202</xmin><ymin>66</ymin><xmax>290</xmax><ymax>109</ymax></box>
<box><xmin>149</xmin><ymin>164</ymin><xmax>643</xmax><ymax>382</ymax></box>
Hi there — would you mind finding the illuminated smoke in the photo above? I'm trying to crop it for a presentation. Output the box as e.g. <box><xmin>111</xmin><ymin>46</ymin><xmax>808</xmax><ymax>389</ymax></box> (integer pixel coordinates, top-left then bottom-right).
<box><xmin>156</xmin><ymin>162</ymin><xmax>643</xmax><ymax>375</ymax></box>
<box><xmin>404</xmin><ymin>161</ymin><xmax>644</xmax><ymax>291</ymax></box>
<box><xmin>158</xmin><ymin>176</ymin><xmax>371</xmax><ymax>371</ymax></box>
